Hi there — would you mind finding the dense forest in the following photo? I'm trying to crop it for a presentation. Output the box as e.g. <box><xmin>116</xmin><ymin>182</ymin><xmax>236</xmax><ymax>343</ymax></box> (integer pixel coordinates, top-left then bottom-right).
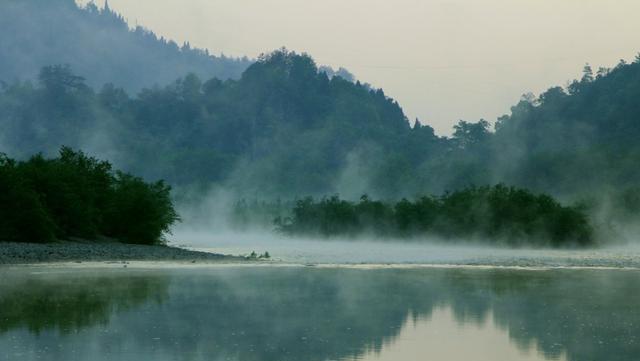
<box><xmin>490</xmin><ymin>58</ymin><xmax>640</xmax><ymax>195</ymax></box>
<box><xmin>2</xmin><ymin>0</ymin><xmax>640</xmax><ymax>244</ymax></box>
<box><xmin>3</xmin><ymin>49</ymin><xmax>640</xmax><ymax>202</ymax></box>
<box><xmin>0</xmin><ymin>0</ymin><xmax>251</xmax><ymax>91</ymax></box>
<box><xmin>0</xmin><ymin>50</ymin><xmax>413</xmax><ymax>197</ymax></box>
<box><xmin>0</xmin><ymin>148</ymin><xmax>179</xmax><ymax>244</ymax></box>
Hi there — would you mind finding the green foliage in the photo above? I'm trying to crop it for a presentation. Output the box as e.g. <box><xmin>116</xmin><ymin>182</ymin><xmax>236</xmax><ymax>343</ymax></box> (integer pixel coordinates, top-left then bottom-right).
<box><xmin>492</xmin><ymin>59</ymin><xmax>640</xmax><ymax>196</ymax></box>
<box><xmin>2</xmin><ymin>44</ymin><xmax>640</xmax><ymax>207</ymax></box>
<box><xmin>0</xmin><ymin>148</ymin><xmax>179</xmax><ymax>244</ymax></box>
<box><xmin>277</xmin><ymin>185</ymin><xmax>593</xmax><ymax>247</ymax></box>
<box><xmin>17</xmin><ymin>147</ymin><xmax>113</xmax><ymax>238</ymax></box>
<box><xmin>2</xmin><ymin>0</ymin><xmax>637</xmax><ymax>243</ymax></box>
<box><xmin>103</xmin><ymin>173</ymin><xmax>179</xmax><ymax>245</ymax></box>
<box><xmin>0</xmin><ymin>49</ymin><xmax>431</xmax><ymax>198</ymax></box>
<box><xmin>0</xmin><ymin>155</ymin><xmax>56</xmax><ymax>243</ymax></box>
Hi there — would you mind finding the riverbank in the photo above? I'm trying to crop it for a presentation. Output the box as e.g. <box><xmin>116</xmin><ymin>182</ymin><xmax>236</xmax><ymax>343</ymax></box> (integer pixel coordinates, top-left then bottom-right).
<box><xmin>0</xmin><ymin>241</ymin><xmax>245</xmax><ymax>265</ymax></box>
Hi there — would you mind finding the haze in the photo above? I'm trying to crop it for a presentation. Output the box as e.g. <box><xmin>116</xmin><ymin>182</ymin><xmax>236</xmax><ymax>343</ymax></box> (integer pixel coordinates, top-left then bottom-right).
<box><xmin>77</xmin><ymin>0</ymin><xmax>640</xmax><ymax>134</ymax></box>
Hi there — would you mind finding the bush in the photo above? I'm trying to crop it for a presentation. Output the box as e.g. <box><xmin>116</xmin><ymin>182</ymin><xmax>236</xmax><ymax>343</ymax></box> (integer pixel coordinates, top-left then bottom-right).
<box><xmin>0</xmin><ymin>155</ymin><xmax>56</xmax><ymax>243</ymax></box>
<box><xmin>103</xmin><ymin>173</ymin><xmax>179</xmax><ymax>244</ymax></box>
<box><xmin>0</xmin><ymin>148</ymin><xmax>179</xmax><ymax>245</ymax></box>
<box><xmin>16</xmin><ymin>147</ymin><xmax>113</xmax><ymax>238</ymax></box>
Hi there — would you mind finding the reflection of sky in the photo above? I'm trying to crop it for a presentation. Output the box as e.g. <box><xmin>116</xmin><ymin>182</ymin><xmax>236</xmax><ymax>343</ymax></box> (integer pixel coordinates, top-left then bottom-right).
<box><xmin>358</xmin><ymin>309</ymin><xmax>561</xmax><ymax>361</ymax></box>
<box><xmin>78</xmin><ymin>0</ymin><xmax>640</xmax><ymax>134</ymax></box>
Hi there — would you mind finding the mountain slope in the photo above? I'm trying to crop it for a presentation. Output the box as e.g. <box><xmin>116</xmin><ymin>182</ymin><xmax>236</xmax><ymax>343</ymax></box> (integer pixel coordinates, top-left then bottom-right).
<box><xmin>2</xmin><ymin>12</ymin><xmax>640</xmax><ymax>203</ymax></box>
<box><xmin>0</xmin><ymin>50</ymin><xmax>444</xmax><ymax>198</ymax></box>
<box><xmin>489</xmin><ymin>59</ymin><xmax>640</xmax><ymax>197</ymax></box>
<box><xmin>0</xmin><ymin>0</ymin><xmax>251</xmax><ymax>91</ymax></box>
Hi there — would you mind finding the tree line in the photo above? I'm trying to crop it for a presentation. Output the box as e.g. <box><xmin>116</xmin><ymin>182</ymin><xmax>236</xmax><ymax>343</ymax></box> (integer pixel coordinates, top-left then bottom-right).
<box><xmin>273</xmin><ymin>185</ymin><xmax>593</xmax><ymax>247</ymax></box>
<box><xmin>2</xmin><ymin>47</ymin><xmax>640</xmax><ymax>242</ymax></box>
<box><xmin>0</xmin><ymin>147</ymin><xmax>179</xmax><ymax>244</ymax></box>
<box><xmin>3</xmin><ymin>50</ymin><xmax>640</xmax><ymax>202</ymax></box>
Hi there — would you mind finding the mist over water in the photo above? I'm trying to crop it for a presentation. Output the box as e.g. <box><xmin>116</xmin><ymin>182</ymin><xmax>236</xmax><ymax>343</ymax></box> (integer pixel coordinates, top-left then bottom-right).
<box><xmin>168</xmin><ymin>226</ymin><xmax>640</xmax><ymax>268</ymax></box>
<box><xmin>167</xmin><ymin>188</ymin><xmax>640</xmax><ymax>267</ymax></box>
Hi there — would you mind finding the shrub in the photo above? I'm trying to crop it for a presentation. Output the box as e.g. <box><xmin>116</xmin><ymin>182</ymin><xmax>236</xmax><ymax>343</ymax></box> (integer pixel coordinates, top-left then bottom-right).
<box><xmin>103</xmin><ymin>173</ymin><xmax>179</xmax><ymax>245</ymax></box>
<box><xmin>0</xmin><ymin>148</ymin><xmax>179</xmax><ymax>245</ymax></box>
<box><xmin>0</xmin><ymin>155</ymin><xmax>56</xmax><ymax>243</ymax></box>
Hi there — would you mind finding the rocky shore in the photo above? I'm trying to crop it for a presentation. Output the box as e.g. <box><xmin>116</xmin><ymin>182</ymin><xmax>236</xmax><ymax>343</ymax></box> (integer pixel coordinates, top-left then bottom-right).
<box><xmin>0</xmin><ymin>241</ymin><xmax>244</xmax><ymax>265</ymax></box>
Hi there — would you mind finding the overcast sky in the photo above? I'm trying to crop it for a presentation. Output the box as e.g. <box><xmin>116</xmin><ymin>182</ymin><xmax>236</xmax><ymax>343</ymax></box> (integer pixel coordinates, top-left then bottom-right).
<box><xmin>80</xmin><ymin>0</ymin><xmax>640</xmax><ymax>134</ymax></box>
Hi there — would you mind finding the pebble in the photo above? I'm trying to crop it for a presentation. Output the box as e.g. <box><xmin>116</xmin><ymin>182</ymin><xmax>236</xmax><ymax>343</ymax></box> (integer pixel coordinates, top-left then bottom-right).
<box><xmin>0</xmin><ymin>241</ymin><xmax>237</xmax><ymax>265</ymax></box>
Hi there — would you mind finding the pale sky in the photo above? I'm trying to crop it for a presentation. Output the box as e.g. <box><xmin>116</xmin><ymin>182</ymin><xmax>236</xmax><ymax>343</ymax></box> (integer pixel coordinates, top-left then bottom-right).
<box><xmin>80</xmin><ymin>0</ymin><xmax>640</xmax><ymax>134</ymax></box>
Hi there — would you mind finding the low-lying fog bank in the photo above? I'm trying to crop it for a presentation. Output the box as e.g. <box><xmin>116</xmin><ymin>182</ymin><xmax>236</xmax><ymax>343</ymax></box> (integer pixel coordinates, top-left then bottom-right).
<box><xmin>169</xmin><ymin>228</ymin><xmax>640</xmax><ymax>269</ymax></box>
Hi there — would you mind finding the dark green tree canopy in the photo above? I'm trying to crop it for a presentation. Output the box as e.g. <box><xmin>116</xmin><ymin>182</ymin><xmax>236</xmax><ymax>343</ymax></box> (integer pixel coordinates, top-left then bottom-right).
<box><xmin>2</xmin><ymin>42</ymin><xmax>640</xmax><ymax>202</ymax></box>
<box><xmin>0</xmin><ymin>148</ymin><xmax>179</xmax><ymax>245</ymax></box>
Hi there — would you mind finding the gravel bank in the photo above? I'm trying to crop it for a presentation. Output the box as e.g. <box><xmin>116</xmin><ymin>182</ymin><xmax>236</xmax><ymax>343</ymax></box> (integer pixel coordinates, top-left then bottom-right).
<box><xmin>0</xmin><ymin>241</ymin><xmax>244</xmax><ymax>265</ymax></box>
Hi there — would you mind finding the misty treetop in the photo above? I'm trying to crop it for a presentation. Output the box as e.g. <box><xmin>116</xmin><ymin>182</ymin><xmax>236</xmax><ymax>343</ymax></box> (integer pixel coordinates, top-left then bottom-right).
<box><xmin>2</xmin><ymin>37</ymin><xmax>640</xmax><ymax>203</ymax></box>
<box><xmin>490</xmin><ymin>58</ymin><xmax>640</xmax><ymax>196</ymax></box>
<box><xmin>0</xmin><ymin>148</ymin><xmax>179</xmax><ymax>245</ymax></box>
<box><xmin>0</xmin><ymin>0</ymin><xmax>251</xmax><ymax>92</ymax></box>
<box><xmin>0</xmin><ymin>49</ymin><xmax>430</xmax><ymax>197</ymax></box>
<box><xmin>3</xmin><ymin>0</ymin><xmax>640</xmax><ymax>207</ymax></box>
<box><xmin>276</xmin><ymin>185</ymin><xmax>594</xmax><ymax>247</ymax></box>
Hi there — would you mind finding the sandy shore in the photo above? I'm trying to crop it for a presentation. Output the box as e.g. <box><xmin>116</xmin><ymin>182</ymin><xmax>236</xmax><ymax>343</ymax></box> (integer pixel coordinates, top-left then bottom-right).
<box><xmin>0</xmin><ymin>241</ymin><xmax>245</xmax><ymax>265</ymax></box>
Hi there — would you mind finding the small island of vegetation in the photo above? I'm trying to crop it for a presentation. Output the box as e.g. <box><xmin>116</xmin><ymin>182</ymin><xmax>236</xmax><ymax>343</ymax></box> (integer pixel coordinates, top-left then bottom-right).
<box><xmin>275</xmin><ymin>186</ymin><xmax>593</xmax><ymax>247</ymax></box>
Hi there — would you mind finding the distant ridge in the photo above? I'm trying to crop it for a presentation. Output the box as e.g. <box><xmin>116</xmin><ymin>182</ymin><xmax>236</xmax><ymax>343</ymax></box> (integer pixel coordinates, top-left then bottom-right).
<box><xmin>0</xmin><ymin>0</ymin><xmax>252</xmax><ymax>91</ymax></box>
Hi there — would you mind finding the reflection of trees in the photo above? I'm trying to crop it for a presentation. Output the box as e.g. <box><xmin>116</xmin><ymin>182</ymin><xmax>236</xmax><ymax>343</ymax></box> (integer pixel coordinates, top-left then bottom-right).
<box><xmin>125</xmin><ymin>269</ymin><xmax>431</xmax><ymax>361</ymax></box>
<box><xmin>0</xmin><ymin>272</ymin><xmax>169</xmax><ymax>335</ymax></box>
<box><xmin>415</xmin><ymin>269</ymin><xmax>640</xmax><ymax>361</ymax></box>
<box><xmin>479</xmin><ymin>270</ymin><xmax>640</xmax><ymax>361</ymax></box>
<box><xmin>1</xmin><ymin>268</ymin><xmax>638</xmax><ymax>361</ymax></box>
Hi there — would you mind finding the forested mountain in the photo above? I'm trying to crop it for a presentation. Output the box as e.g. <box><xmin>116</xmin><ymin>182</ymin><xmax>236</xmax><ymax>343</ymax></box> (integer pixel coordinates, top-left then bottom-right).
<box><xmin>0</xmin><ymin>49</ymin><xmax>431</xmax><ymax>197</ymax></box>
<box><xmin>2</xmin><ymin>48</ymin><xmax>640</xmax><ymax>205</ymax></box>
<box><xmin>490</xmin><ymin>59</ymin><xmax>640</xmax><ymax>197</ymax></box>
<box><xmin>0</xmin><ymin>0</ymin><xmax>251</xmax><ymax>92</ymax></box>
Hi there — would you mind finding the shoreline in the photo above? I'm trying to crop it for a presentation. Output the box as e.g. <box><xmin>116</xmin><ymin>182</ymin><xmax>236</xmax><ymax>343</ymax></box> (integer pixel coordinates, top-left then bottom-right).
<box><xmin>3</xmin><ymin>241</ymin><xmax>640</xmax><ymax>270</ymax></box>
<box><xmin>3</xmin><ymin>261</ymin><xmax>639</xmax><ymax>272</ymax></box>
<box><xmin>0</xmin><ymin>241</ymin><xmax>247</xmax><ymax>265</ymax></box>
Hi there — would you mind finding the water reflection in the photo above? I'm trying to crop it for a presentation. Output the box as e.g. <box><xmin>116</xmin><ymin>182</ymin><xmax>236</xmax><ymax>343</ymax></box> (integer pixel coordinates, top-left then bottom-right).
<box><xmin>0</xmin><ymin>271</ymin><xmax>169</xmax><ymax>335</ymax></box>
<box><xmin>0</xmin><ymin>267</ymin><xmax>638</xmax><ymax>361</ymax></box>
<box><xmin>356</xmin><ymin>308</ymin><xmax>556</xmax><ymax>361</ymax></box>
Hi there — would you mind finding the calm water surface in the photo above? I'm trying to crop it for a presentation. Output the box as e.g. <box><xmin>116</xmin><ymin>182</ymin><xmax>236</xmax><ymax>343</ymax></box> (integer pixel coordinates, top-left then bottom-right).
<box><xmin>0</xmin><ymin>266</ymin><xmax>638</xmax><ymax>361</ymax></box>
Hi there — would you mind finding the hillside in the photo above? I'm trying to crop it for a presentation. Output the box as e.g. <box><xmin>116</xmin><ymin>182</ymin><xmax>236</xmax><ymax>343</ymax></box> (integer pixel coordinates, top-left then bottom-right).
<box><xmin>490</xmin><ymin>59</ymin><xmax>640</xmax><ymax>197</ymax></box>
<box><xmin>3</xmin><ymin>49</ymin><xmax>640</xmax><ymax>205</ymax></box>
<box><xmin>0</xmin><ymin>49</ymin><xmax>436</xmax><ymax>197</ymax></box>
<box><xmin>0</xmin><ymin>0</ymin><xmax>251</xmax><ymax>91</ymax></box>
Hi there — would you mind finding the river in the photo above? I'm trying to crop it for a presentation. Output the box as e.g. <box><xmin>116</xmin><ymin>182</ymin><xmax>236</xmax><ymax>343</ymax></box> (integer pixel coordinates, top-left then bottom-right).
<box><xmin>1</xmin><ymin>261</ymin><xmax>639</xmax><ymax>361</ymax></box>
